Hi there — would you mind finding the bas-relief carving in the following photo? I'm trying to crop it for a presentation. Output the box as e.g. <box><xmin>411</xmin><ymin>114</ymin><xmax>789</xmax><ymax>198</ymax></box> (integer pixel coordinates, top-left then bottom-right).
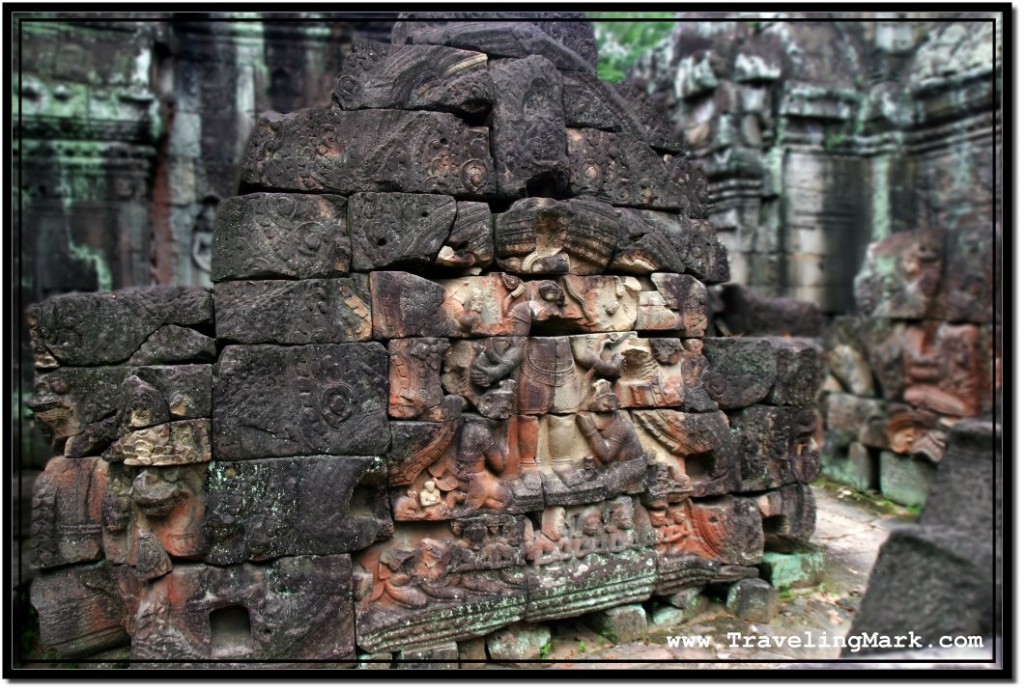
<box><xmin>352</xmin><ymin>519</ymin><xmax>526</xmax><ymax>653</ymax></box>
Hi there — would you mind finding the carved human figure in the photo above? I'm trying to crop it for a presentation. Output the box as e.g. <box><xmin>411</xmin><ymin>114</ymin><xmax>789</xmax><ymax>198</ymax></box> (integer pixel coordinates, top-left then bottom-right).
<box><xmin>451</xmin><ymin>388</ymin><xmax>516</xmax><ymax>513</ymax></box>
<box><xmin>571</xmin><ymin>506</ymin><xmax>604</xmax><ymax>558</ymax></box>
<box><xmin>419</xmin><ymin>480</ymin><xmax>441</xmax><ymax>507</ymax></box>
<box><xmin>526</xmin><ymin>506</ymin><xmax>570</xmax><ymax>564</ymax></box>
<box><xmin>574</xmin><ymin>380</ymin><xmax>649</xmax><ymax>493</ymax></box>
<box><xmin>603</xmin><ymin>498</ymin><xmax>637</xmax><ymax>553</ymax></box>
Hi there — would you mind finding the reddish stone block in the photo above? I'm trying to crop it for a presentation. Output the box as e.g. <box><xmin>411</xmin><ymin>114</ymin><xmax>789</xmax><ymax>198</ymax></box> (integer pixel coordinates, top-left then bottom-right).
<box><xmin>754</xmin><ymin>483</ymin><xmax>817</xmax><ymax>551</ymax></box>
<box><xmin>31</xmin><ymin>561</ymin><xmax>130</xmax><ymax>657</ymax></box>
<box><xmin>353</xmin><ymin>520</ymin><xmax>527</xmax><ymax>653</ymax></box>
<box><xmin>32</xmin><ymin>456</ymin><xmax>108</xmax><ymax>569</ymax></box>
<box><xmin>634</xmin><ymin>273</ymin><xmax>709</xmax><ymax>336</ymax></box>
<box><xmin>730</xmin><ymin>405</ymin><xmax>820</xmax><ymax>491</ymax></box>
<box><xmin>904</xmin><ymin>322</ymin><xmax>986</xmax><ymax>418</ymax></box>
<box><xmin>388</xmin><ymin>338</ymin><xmax>450</xmax><ymax>420</ymax></box>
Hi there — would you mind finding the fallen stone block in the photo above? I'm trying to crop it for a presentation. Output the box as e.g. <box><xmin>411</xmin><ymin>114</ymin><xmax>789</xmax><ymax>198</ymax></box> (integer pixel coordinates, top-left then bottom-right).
<box><xmin>725</xmin><ymin>578</ymin><xmax>777</xmax><ymax>623</ymax></box>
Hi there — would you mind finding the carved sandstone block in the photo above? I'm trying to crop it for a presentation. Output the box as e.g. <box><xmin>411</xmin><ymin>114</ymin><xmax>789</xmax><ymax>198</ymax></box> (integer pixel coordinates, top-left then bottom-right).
<box><xmin>214</xmin><ymin>277</ymin><xmax>372</xmax><ymax>345</ymax></box>
<box><xmin>31</xmin><ymin>456</ymin><xmax>108</xmax><ymax>569</ymax></box>
<box><xmin>631</xmin><ymin>409</ymin><xmax>739</xmax><ymax>504</ymax></box>
<box><xmin>388</xmin><ymin>338</ymin><xmax>450</xmax><ymax>420</ymax></box>
<box><xmin>536</xmin><ymin>275</ymin><xmax>641</xmax><ymax>334</ymax></box>
<box><xmin>370</xmin><ymin>272</ymin><xmax>528</xmax><ymax>339</ymax></box>
<box><xmin>753</xmin><ymin>483</ymin><xmax>817</xmax><ymax>551</ymax></box>
<box><xmin>334</xmin><ymin>42</ymin><xmax>494</xmax><ymax>117</ymax></box>
<box><xmin>31</xmin><ymin>561</ymin><xmax>130</xmax><ymax>657</ymax></box>
<box><xmin>569</xmin><ymin>333</ymin><xmax>684</xmax><ymax>409</ymax></box>
<box><xmin>567</xmin><ymin>128</ymin><xmax>688</xmax><ymax>210</ymax></box>
<box><xmin>212</xmin><ymin>343</ymin><xmax>389</xmax><ymax>461</ymax></box>
<box><xmin>766</xmin><ymin>336</ymin><xmax>825</xmax><ymax>406</ymax></box>
<box><xmin>904</xmin><ymin>322</ymin><xmax>987</xmax><ymax>418</ymax></box>
<box><xmin>115</xmin><ymin>365</ymin><xmax>212</xmax><ymax>432</ymax></box>
<box><xmin>28</xmin><ymin>366</ymin><xmax>129</xmax><ymax>456</ymax></box>
<box><xmin>105</xmin><ymin>419</ymin><xmax>212</xmax><ymax>467</ymax></box>
<box><xmin>387</xmin><ymin>413</ymin><xmax>543</xmax><ymax>521</ymax></box>
<box><xmin>641</xmin><ymin>496</ymin><xmax>764</xmax><ymax>596</ymax></box>
<box><xmin>853</xmin><ymin>228</ymin><xmax>943</xmax><ymax>319</ymax></box>
<box><xmin>205</xmin><ymin>457</ymin><xmax>392</xmax><ymax>565</ymax></box>
<box><xmin>634</xmin><ymin>273</ymin><xmax>709</xmax><ymax>336</ymax></box>
<box><xmin>240</xmin><ymin>108</ymin><xmax>496</xmax><ymax>197</ymax></box>
<box><xmin>210</xmin><ymin>193</ymin><xmax>350</xmax><ymax>281</ymax></box>
<box><xmin>523</xmin><ymin>497</ymin><xmax>657</xmax><ymax>621</ymax></box>
<box><xmin>353</xmin><ymin>520</ymin><xmax>527</xmax><ymax>653</ymax></box>
<box><xmin>494</xmin><ymin>197</ymin><xmax>620</xmax><ymax>275</ymax></box>
<box><xmin>349</xmin><ymin>192</ymin><xmax>457</xmax><ymax>271</ymax></box>
<box><xmin>702</xmin><ymin>337</ymin><xmax>777</xmax><ymax>410</ymax></box>
<box><xmin>489</xmin><ymin>56</ymin><xmax>568</xmax><ymax>197</ymax></box>
<box><xmin>102</xmin><ymin>463</ymin><xmax>207</xmax><ymax>578</ymax></box>
<box><xmin>28</xmin><ymin>287</ymin><xmax>212</xmax><ymax>367</ymax></box>
<box><xmin>131</xmin><ymin>556</ymin><xmax>356</xmax><ymax>660</ymax></box>
<box><xmin>435</xmin><ymin>201</ymin><xmax>494</xmax><ymax>270</ymax></box>
<box><xmin>730</xmin><ymin>405</ymin><xmax>820</xmax><ymax>492</ymax></box>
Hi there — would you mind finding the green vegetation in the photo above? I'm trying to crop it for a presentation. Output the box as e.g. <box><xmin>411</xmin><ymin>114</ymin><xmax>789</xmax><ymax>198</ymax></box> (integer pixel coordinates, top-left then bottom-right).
<box><xmin>587</xmin><ymin>12</ymin><xmax>677</xmax><ymax>83</ymax></box>
<box><xmin>539</xmin><ymin>640</ymin><xmax>553</xmax><ymax>659</ymax></box>
<box><xmin>577</xmin><ymin>640</ymin><xmax>587</xmax><ymax>654</ymax></box>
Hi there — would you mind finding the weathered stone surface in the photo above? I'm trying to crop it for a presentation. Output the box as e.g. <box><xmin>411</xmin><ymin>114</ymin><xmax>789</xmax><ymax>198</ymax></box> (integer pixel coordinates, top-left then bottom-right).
<box><xmin>212</xmin><ymin>343</ymin><xmax>389</xmax><ymax>460</ymax></box>
<box><xmin>28</xmin><ymin>287</ymin><xmax>212</xmax><ymax>367</ymax></box>
<box><xmin>854</xmin><ymin>228</ymin><xmax>943</xmax><ymax>320</ymax></box>
<box><xmin>116</xmin><ymin>365</ymin><xmax>212</xmax><ymax>431</ymax></box>
<box><xmin>31</xmin><ymin>561</ymin><xmax>130</xmax><ymax>657</ymax></box>
<box><xmin>702</xmin><ymin>337</ymin><xmax>777</xmax><ymax>410</ymax></box>
<box><xmin>635</xmin><ymin>273</ymin><xmax>709</xmax><ymax>336</ymax></box>
<box><xmin>535</xmin><ymin>275</ymin><xmax>642</xmax><ymax>334</ymax></box>
<box><xmin>349</xmin><ymin>193</ymin><xmax>457</xmax><ymax>270</ymax></box>
<box><xmin>584</xmin><ymin>603</ymin><xmax>647</xmax><ymax>643</ymax></box>
<box><xmin>485</xmin><ymin>622</ymin><xmax>551</xmax><ymax>660</ymax></box>
<box><xmin>766</xmin><ymin>337</ymin><xmax>825</xmax><ymax>406</ymax></box>
<box><xmin>352</xmin><ymin>519</ymin><xmax>527</xmax><ymax>653</ymax></box>
<box><xmin>610</xmin><ymin>207</ymin><xmax>694</xmax><ymax>275</ymax></box>
<box><xmin>435</xmin><ymin>201</ymin><xmax>494</xmax><ymax>269</ymax></box>
<box><xmin>388</xmin><ymin>338</ymin><xmax>450</xmax><ymax>420</ymax></box>
<box><xmin>726</xmin><ymin>578</ymin><xmax>777</xmax><ymax>623</ymax></box>
<box><xmin>102</xmin><ymin>463</ymin><xmax>207</xmax><ymax>573</ymax></box>
<box><xmin>903</xmin><ymin>322</ymin><xmax>988</xmax><ymax>417</ymax></box>
<box><xmin>334</xmin><ymin>42</ymin><xmax>495</xmax><ymax>116</ymax></box>
<box><xmin>106</xmin><ymin>419</ymin><xmax>212</xmax><ymax>467</ymax></box>
<box><xmin>716</xmin><ymin>284</ymin><xmax>826</xmax><ymax>337</ymax></box>
<box><xmin>523</xmin><ymin>498</ymin><xmax>657</xmax><ymax>621</ymax></box>
<box><xmin>29</xmin><ymin>367</ymin><xmax>129</xmax><ymax>455</ymax></box>
<box><xmin>388</xmin><ymin>410</ymin><xmax>543</xmax><ymax>521</ymax></box>
<box><xmin>567</xmin><ymin>128</ymin><xmax>689</xmax><ymax>210</ymax></box>
<box><xmin>131</xmin><ymin>555</ymin><xmax>356</xmax><ymax>660</ymax></box>
<box><xmin>205</xmin><ymin>457</ymin><xmax>392</xmax><ymax>565</ymax></box>
<box><xmin>845</xmin><ymin>524</ymin><xmax>992</xmax><ymax>655</ymax></box>
<box><xmin>458</xmin><ymin>636</ymin><xmax>488</xmax><ymax>668</ymax></box>
<box><xmin>760</xmin><ymin>548</ymin><xmax>826</xmax><ymax>589</ymax></box>
<box><xmin>821</xmin><ymin>438</ymin><xmax>875</xmax><ymax>492</ymax></box>
<box><xmin>31</xmin><ymin>456</ymin><xmax>108</xmax><ymax>569</ymax></box>
<box><xmin>210</xmin><ymin>193</ymin><xmax>350</xmax><ymax>281</ymax></box>
<box><xmin>881</xmin><ymin>404</ymin><xmax>949</xmax><ymax>461</ymax></box>
<box><xmin>214</xmin><ymin>277</ymin><xmax>372</xmax><ymax>345</ymax></box>
<box><xmin>653</xmin><ymin>589</ymin><xmax>708</xmax><ymax>627</ymax></box>
<box><xmin>826</xmin><ymin>393</ymin><xmax>887</xmax><ymax>444</ymax></box>
<box><xmin>570</xmin><ymin>334</ymin><xmax>685</xmax><ymax>410</ymax></box>
<box><xmin>371</xmin><ymin>272</ymin><xmax>529</xmax><ymax>339</ymax></box>
<box><xmin>935</xmin><ymin>225</ymin><xmax>994</xmax><ymax>324</ymax></box>
<box><xmin>879</xmin><ymin>451</ymin><xmax>936</xmax><ymax>507</ymax></box>
<box><xmin>632</xmin><ymin>409</ymin><xmax>740</xmax><ymax>503</ymax></box>
<box><xmin>128</xmin><ymin>326</ymin><xmax>216</xmax><ymax>366</ymax></box>
<box><xmin>241</xmin><ymin>108</ymin><xmax>496</xmax><ymax>197</ymax></box>
<box><xmin>531</xmin><ymin>399</ymin><xmax>651</xmax><ymax>507</ymax></box>
<box><xmin>490</xmin><ymin>56</ymin><xmax>568</xmax><ymax>198</ymax></box>
<box><xmin>495</xmin><ymin>197</ymin><xmax>620</xmax><ymax>275</ymax></box>
<box><xmin>393</xmin><ymin>17</ymin><xmax>598</xmax><ymax>72</ymax></box>
<box><xmin>754</xmin><ymin>484</ymin><xmax>817</xmax><ymax>551</ymax></box>
<box><xmin>395</xmin><ymin>641</ymin><xmax>460</xmax><ymax>669</ymax></box>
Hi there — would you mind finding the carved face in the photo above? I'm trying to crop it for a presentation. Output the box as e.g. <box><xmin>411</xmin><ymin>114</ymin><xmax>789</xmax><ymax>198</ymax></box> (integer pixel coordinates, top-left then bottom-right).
<box><xmin>130</xmin><ymin>469</ymin><xmax>190</xmax><ymax>518</ymax></box>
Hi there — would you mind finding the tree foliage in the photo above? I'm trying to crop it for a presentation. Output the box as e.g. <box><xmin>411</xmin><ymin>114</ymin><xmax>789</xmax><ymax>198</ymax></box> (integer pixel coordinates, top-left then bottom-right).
<box><xmin>587</xmin><ymin>12</ymin><xmax>677</xmax><ymax>83</ymax></box>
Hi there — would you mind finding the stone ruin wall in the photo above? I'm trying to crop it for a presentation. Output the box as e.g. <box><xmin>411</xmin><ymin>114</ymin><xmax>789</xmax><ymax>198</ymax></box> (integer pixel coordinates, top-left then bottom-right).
<box><xmin>631</xmin><ymin>14</ymin><xmax>1001</xmax><ymax>505</ymax></box>
<box><xmin>25</xmin><ymin>17</ymin><xmax>823</xmax><ymax>663</ymax></box>
<box><xmin>15</xmin><ymin>12</ymin><xmax>396</xmax><ymax>470</ymax></box>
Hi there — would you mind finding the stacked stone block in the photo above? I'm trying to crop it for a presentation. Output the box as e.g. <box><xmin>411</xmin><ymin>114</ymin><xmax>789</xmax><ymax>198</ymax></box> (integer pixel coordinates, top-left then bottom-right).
<box><xmin>27</xmin><ymin>16</ymin><xmax>820</xmax><ymax>664</ymax></box>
